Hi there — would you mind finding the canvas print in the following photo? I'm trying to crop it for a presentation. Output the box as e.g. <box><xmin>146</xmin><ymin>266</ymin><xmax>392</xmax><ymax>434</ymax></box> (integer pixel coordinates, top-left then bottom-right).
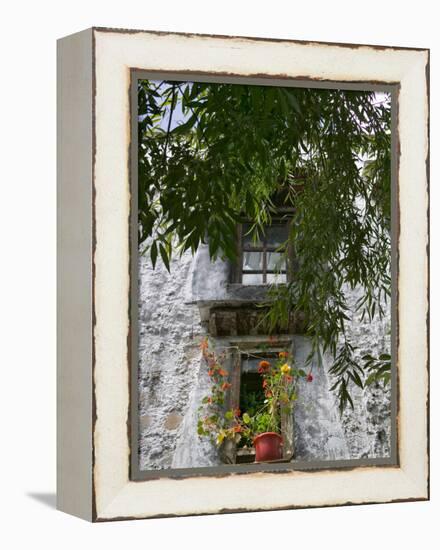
<box><xmin>135</xmin><ymin>79</ymin><xmax>393</xmax><ymax>471</ymax></box>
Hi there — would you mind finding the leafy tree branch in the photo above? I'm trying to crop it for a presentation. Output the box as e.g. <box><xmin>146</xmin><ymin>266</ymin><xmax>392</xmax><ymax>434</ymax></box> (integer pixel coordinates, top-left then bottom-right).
<box><xmin>137</xmin><ymin>80</ymin><xmax>392</xmax><ymax>411</ymax></box>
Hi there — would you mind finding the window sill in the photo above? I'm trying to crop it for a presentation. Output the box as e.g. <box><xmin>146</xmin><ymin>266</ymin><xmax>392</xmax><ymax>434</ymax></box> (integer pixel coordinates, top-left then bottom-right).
<box><xmin>224</xmin><ymin>283</ymin><xmax>285</xmax><ymax>302</ymax></box>
<box><xmin>230</xmin><ymin>448</ymin><xmax>295</xmax><ymax>465</ymax></box>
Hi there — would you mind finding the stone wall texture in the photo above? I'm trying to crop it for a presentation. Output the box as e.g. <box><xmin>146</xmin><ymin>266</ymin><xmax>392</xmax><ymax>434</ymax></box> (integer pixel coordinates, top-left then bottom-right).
<box><xmin>138</xmin><ymin>245</ymin><xmax>391</xmax><ymax>470</ymax></box>
<box><xmin>338</xmin><ymin>285</ymin><xmax>392</xmax><ymax>459</ymax></box>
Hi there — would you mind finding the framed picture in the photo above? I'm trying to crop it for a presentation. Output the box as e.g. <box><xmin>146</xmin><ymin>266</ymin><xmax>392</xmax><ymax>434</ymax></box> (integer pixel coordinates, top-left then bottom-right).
<box><xmin>57</xmin><ymin>27</ymin><xmax>429</xmax><ymax>521</ymax></box>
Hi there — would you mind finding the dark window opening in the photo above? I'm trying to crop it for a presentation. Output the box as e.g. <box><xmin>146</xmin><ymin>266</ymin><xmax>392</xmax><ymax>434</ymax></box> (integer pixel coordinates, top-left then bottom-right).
<box><xmin>235</xmin><ymin>353</ymin><xmax>278</xmax><ymax>463</ymax></box>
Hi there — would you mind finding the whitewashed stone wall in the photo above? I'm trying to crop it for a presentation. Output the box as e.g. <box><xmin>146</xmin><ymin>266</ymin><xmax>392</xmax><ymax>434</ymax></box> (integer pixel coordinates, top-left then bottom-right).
<box><xmin>337</xmin><ymin>285</ymin><xmax>392</xmax><ymax>459</ymax></box>
<box><xmin>138</xmin><ymin>248</ymin><xmax>205</xmax><ymax>470</ymax></box>
<box><xmin>138</xmin><ymin>246</ymin><xmax>391</xmax><ymax>470</ymax></box>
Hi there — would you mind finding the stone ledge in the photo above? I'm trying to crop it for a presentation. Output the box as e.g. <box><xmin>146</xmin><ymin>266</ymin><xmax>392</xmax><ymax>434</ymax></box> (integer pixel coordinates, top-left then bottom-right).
<box><xmin>208</xmin><ymin>305</ymin><xmax>306</xmax><ymax>337</ymax></box>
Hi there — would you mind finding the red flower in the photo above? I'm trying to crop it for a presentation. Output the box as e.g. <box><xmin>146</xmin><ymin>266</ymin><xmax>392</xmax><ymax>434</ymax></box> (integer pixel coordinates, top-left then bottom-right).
<box><xmin>262</xmin><ymin>379</ymin><xmax>268</xmax><ymax>388</ymax></box>
<box><xmin>234</xmin><ymin>408</ymin><xmax>241</xmax><ymax>417</ymax></box>
<box><xmin>306</xmin><ymin>373</ymin><xmax>314</xmax><ymax>382</ymax></box>
<box><xmin>285</xmin><ymin>375</ymin><xmax>294</xmax><ymax>383</ymax></box>
<box><xmin>218</xmin><ymin>368</ymin><xmax>228</xmax><ymax>377</ymax></box>
<box><xmin>265</xmin><ymin>390</ymin><xmax>273</xmax><ymax>398</ymax></box>
<box><xmin>221</xmin><ymin>382</ymin><xmax>231</xmax><ymax>391</ymax></box>
<box><xmin>208</xmin><ymin>370</ymin><xmax>214</xmax><ymax>377</ymax></box>
<box><xmin>258</xmin><ymin>360</ymin><xmax>270</xmax><ymax>374</ymax></box>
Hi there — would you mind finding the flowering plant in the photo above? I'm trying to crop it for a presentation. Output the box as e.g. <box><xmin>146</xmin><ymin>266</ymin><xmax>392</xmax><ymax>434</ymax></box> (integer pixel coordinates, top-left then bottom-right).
<box><xmin>197</xmin><ymin>338</ymin><xmax>244</xmax><ymax>446</ymax></box>
<box><xmin>241</xmin><ymin>352</ymin><xmax>306</xmax><ymax>437</ymax></box>
<box><xmin>197</xmin><ymin>339</ymin><xmax>313</xmax><ymax>449</ymax></box>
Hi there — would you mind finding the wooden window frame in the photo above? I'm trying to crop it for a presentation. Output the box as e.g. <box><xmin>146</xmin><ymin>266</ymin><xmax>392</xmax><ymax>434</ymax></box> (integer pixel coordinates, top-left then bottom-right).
<box><xmin>225</xmin><ymin>341</ymin><xmax>295</xmax><ymax>464</ymax></box>
<box><xmin>232</xmin><ymin>216</ymin><xmax>295</xmax><ymax>284</ymax></box>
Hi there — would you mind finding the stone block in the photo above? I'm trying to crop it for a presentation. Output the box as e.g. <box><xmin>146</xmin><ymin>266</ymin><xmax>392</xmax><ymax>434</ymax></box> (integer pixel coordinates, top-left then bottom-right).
<box><xmin>164</xmin><ymin>413</ymin><xmax>183</xmax><ymax>431</ymax></box>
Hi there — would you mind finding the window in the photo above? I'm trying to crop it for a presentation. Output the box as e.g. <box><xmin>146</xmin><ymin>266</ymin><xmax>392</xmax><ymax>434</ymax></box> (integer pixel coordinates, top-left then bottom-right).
<box><xmin>239</xmin><ymin>353</ymin><xmax>277</xmax><ymax>417</ymax></box>
<box><xmin>226</xmin><ymin>344</ymin><xmax>294</xmax><ymax>464</ymax></box>
<box><xmin>237</xmin><ymin>353</ymin><xmax>276</xmax><ymax>463</ymax></box>
<box><xmin>233</xmin><ymin>220</ymin><xmax>292</xmax><ymax>284</ymax></box>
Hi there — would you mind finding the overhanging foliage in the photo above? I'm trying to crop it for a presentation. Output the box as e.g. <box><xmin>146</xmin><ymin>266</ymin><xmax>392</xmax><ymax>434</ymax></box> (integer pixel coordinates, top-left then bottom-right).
<box><xmin>138</xmin><ymin>79</ymin><xmax>392</xmax><ymax>411</ymax></box>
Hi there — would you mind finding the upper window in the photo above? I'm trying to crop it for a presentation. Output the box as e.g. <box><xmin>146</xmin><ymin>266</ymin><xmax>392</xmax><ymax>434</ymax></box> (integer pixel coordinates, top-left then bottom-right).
<box><xmin>234</xmin><ymin>220</ymin><xmax>291</xmax><ymax>284</ymax></box>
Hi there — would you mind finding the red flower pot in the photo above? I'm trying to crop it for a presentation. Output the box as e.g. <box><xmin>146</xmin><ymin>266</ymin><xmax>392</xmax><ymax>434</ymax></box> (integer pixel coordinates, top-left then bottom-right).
<box><xmin>253</xmin><ymin>432</ymin><xmax>283</xmax><ymax>462</ymax></box>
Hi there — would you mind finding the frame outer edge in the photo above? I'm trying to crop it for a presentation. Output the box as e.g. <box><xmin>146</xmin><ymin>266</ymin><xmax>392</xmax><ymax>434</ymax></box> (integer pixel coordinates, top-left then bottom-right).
<box><xmin>424</xmin><ymin>50</ymin><xmax>430</xmax><ymax>501</ymax></box>
<box><xmin>90</xmin><ymin>29</ymin><xmax>429</xmax><ymax>521</ymax></box>
<box><xmin>57</xmin><ymin>27</ymin><xmax>94</xmax><ymax>522</ymax></box>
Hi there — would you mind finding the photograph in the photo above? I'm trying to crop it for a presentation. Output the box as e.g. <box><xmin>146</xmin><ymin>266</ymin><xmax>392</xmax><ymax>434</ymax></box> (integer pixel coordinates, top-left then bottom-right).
<box><xmin>135</xmin><ymin>78</ymin><xmax>395</xmax><ymax>472</ymax></box>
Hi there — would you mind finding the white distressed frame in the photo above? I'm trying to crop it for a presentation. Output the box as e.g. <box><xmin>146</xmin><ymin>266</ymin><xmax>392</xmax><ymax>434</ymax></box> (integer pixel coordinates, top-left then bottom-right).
<box><xmin>57</xmin><ymin>27</ymin><xmax>429</xmax><ymax>521</ymax></box>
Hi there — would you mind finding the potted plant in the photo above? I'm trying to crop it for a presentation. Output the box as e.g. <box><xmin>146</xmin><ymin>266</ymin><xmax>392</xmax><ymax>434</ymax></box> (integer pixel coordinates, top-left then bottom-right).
<box><xmin>244</xmin><ymin>353</ymin><xmax>301</xmax><ymax>461</ymax></box>
<box><xmin>244</xmin><ymin>411</ymin><xmax>283</xmax><ymax>462</ymax></box>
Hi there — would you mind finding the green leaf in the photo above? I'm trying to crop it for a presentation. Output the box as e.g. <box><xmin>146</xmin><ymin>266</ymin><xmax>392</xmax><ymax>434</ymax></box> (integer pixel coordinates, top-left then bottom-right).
<box><xmin>282</xmin><ymin>89</ymin><xmax>302</xmax><ymax>114</ymax></box>
<box><xmin>348</xmin><ymin>369</ymin><xmax>364</xmax><ymax>389</ymax></box>
<box><xmin>159</xmin><ymin>243</ymin><xmax>170</xmax><ymax>272</ymax></box>
<box><xmin>150</xmin><ymin>241</ymin><xmax>158</xmax><ymax>269</ymax></box>
<box><xmin>365</xmin><ymin>372</ymin><xmax>378</xmax><ymax>386</ymax></box>
<box><xmin>170</xmin><ymin>113</ymin><xmax>198</xmax><ymax>135</ymax></box>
